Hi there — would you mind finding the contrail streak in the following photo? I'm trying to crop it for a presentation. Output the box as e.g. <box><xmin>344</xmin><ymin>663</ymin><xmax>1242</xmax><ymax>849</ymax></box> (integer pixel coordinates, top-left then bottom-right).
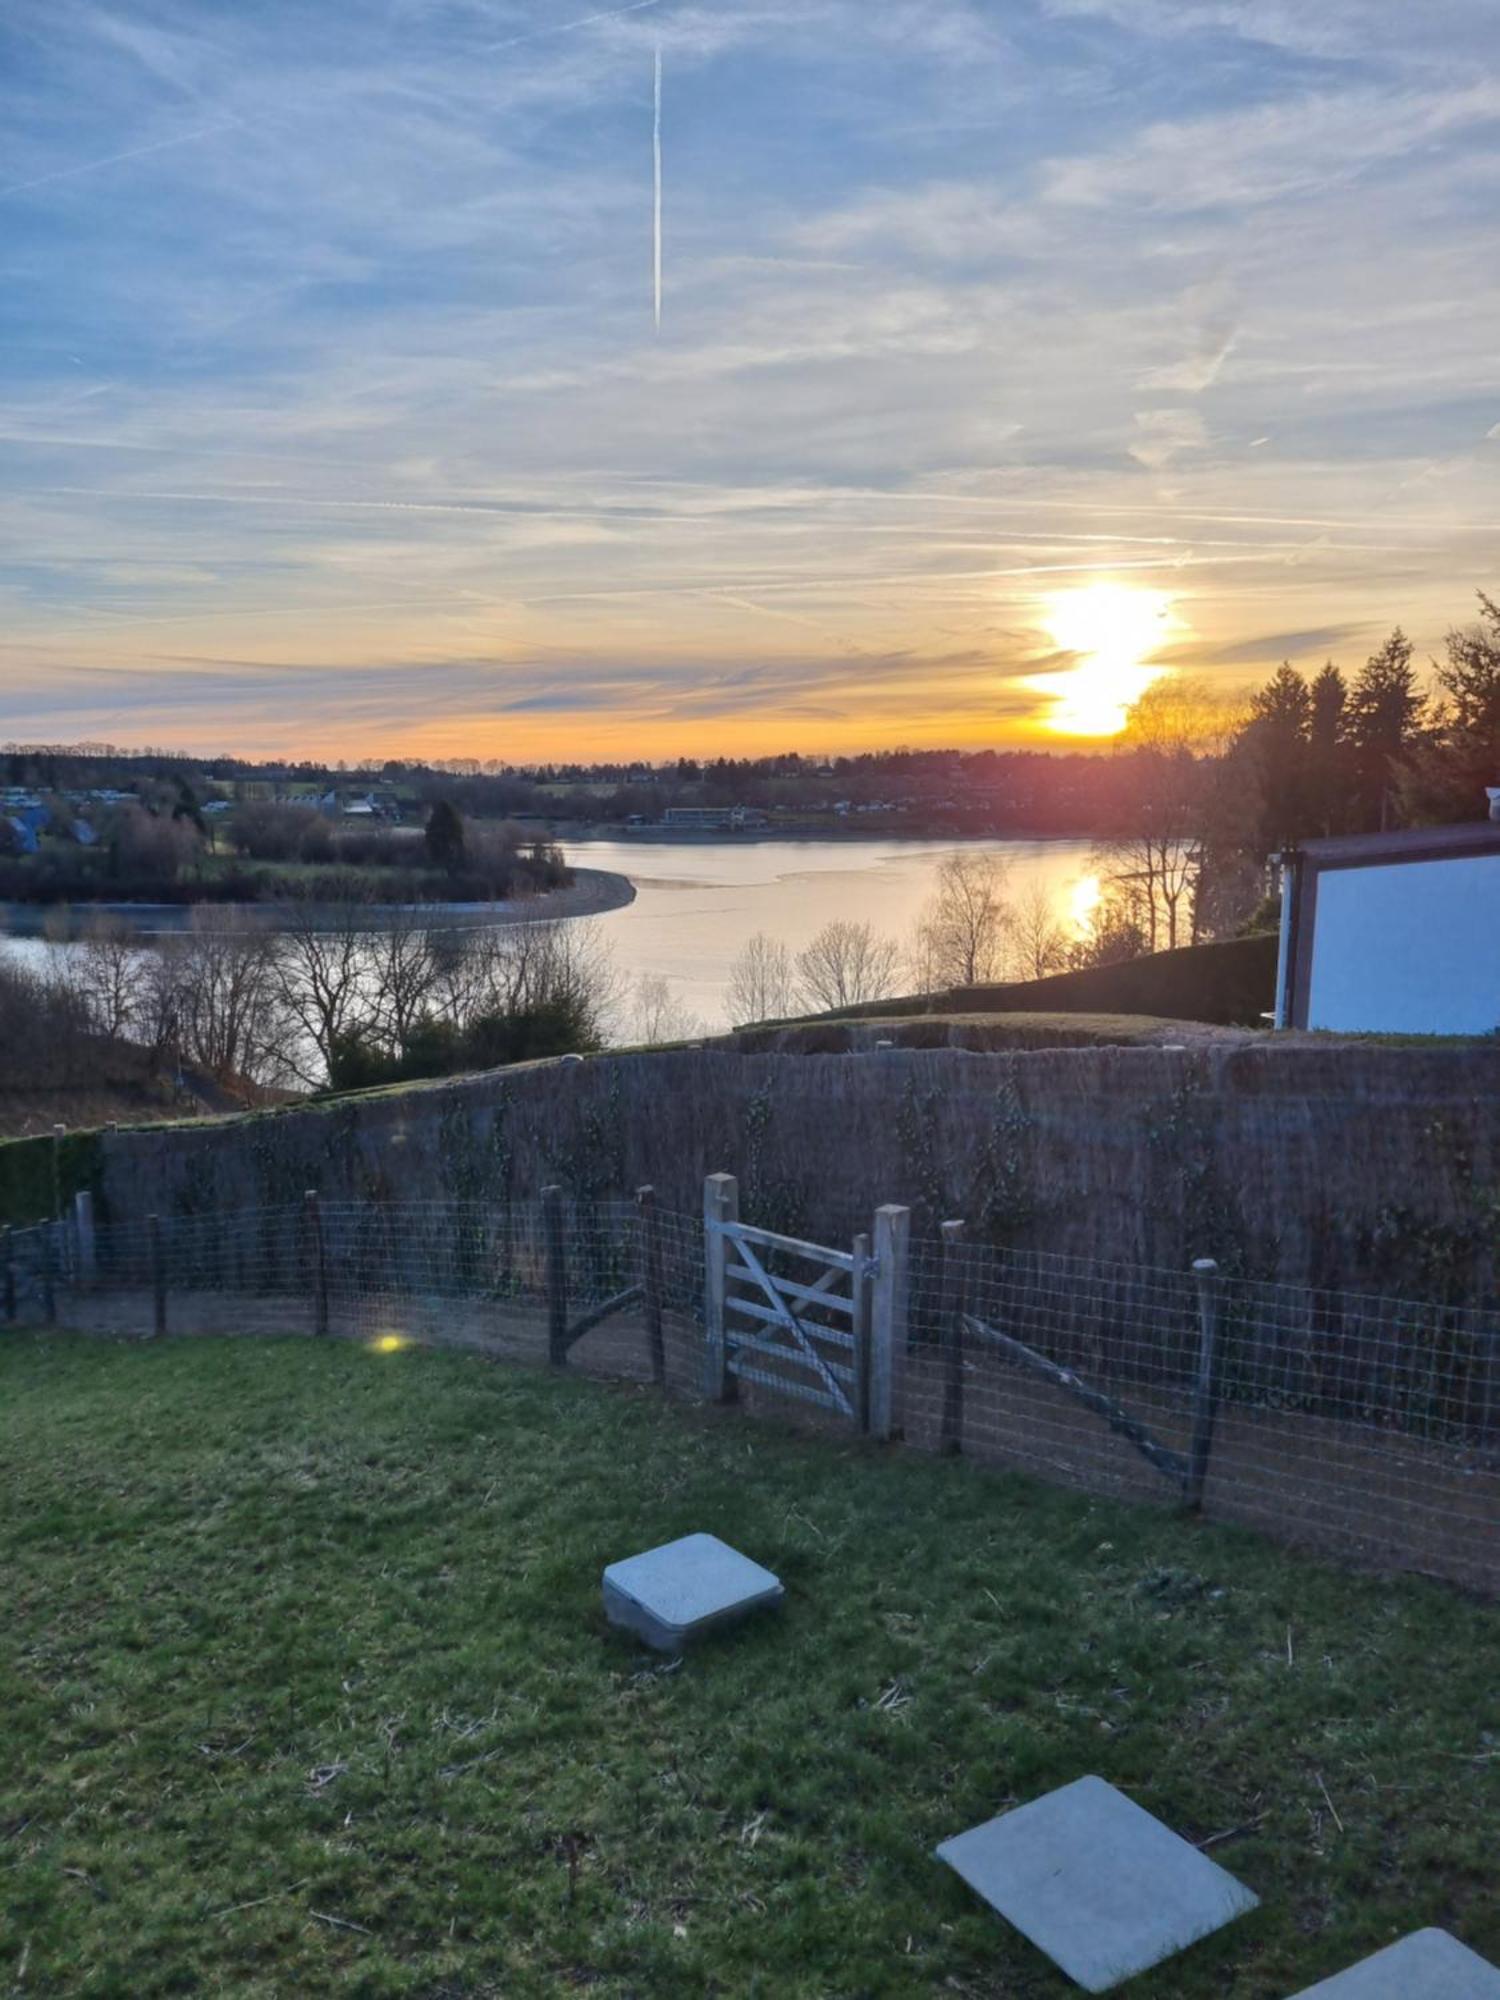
<box><xmin>0</xmin><ymin>121</ymin><xmax>239</xmax><ymax>201</ymax></box>
<box><xmin>653</xmin><ymin>46</ymin><xmax>663</xmax><ymax>329</ymax></box>
<box><xmin>33</xmin><ymin>483</ymin><xmax>611</xmax><ymax>520</ymax></box>
<box><xmin>524</xmin><ymin>553</ymin><xmax>1280</xmax><ymax>606</ymax></box>
<box><xmin>487</xmin><ymin>0</ymin><xmax>664</xmax><ymax>53</ymax></box>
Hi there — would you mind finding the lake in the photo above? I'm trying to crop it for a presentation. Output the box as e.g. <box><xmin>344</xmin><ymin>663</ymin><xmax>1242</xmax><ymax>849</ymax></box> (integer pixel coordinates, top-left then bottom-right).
<box><xmin>0</xmin><ymin>836</ymin><xmax>1102</xmax><ymax>1054</ymax></box>
<box><xmin>568</xmin><ymin>837</ymin><xmax>1100</xmax><ymax>1032</ymax></box>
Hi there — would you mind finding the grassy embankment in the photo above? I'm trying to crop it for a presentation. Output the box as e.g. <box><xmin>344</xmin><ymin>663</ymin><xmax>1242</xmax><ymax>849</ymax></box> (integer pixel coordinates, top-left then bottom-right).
<box><xmin>2</xmin><ymin>1335</ymin><xmax>1494</xmax><ymax>1998</ymax></box>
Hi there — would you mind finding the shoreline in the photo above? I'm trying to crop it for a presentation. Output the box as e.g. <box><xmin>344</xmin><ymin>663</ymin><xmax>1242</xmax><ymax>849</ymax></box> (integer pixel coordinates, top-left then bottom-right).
<box><xmin>557</xmin><ymin>825</ymin><xmax>1096</xmax><ymax>847</ymax></box>
<box><xmin>0</xmin><ymin>866</ymin><xmax>637</xmax><ymax>938</ymax></box>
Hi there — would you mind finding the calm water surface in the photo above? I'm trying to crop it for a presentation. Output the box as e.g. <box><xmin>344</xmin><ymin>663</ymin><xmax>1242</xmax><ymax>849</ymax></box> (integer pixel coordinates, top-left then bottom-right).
<box><xmin>0</xmin><ymin>837</ymin><xmax>1101</xmax><ymax>1046</ymax></box>
<box><xmin>569</xmin><ymin>837</ymin><xmax>1099</xmax><ymax>1030</ymax></box>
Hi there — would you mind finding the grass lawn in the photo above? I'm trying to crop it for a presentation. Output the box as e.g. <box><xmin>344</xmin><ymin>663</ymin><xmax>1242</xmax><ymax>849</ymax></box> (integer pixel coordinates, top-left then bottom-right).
<box><xmin>2</xmin><ymin>1336</ymin><xmax>1495</xmax><ymax>1999</ymax></box>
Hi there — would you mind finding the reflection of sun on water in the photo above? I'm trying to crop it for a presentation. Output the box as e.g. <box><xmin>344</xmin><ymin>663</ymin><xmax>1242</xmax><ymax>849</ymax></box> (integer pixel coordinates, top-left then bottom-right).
<box><xmin>1031</xmin><ymin>583</ymin><xmax>1175</xmax><ymax>737</ymax></box>
<box><xmin>1069</xmin><ymin>872</ymin><xmax>1101</xmax><ymax>936</ymax></box>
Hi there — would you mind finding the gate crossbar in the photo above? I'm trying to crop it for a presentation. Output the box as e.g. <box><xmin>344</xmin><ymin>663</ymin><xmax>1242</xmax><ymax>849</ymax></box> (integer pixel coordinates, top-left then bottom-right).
<box><xmin>723</xmin><ymin>1229</ymin><xmax>856</xmax><ymax>1417</ymax></box>
<box><xmin>726</xmin><ymin>1261</ymin><xmax>856</xmax><ymax>1316</ymax></box>
<box><xmin>728</xmin><ymin>1329</ymin><xmax>858</xmax><ymax>1382</ymax></box>
<box><xmin>727</xmin><ymin>1360</ymin><xmax>859</xmax><ymax>1411</ymax></box>
<box><xmin>728</xmin><ymin>1293</ymin><xmax>857</xmax><ymax>1349</ymax></box>
<box><xmin>726</xmin><ymin>1222</ymin><xmax>856</xmax><ymax>1270</ymax></box>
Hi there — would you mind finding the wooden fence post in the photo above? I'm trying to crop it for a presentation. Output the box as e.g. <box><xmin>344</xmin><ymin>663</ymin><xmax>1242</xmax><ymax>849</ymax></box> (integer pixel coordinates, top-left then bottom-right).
<box><xmin>2</xmin><ymin>1227</ymin><xmax>14</xmax><ymax>1324</ymax></box>
<box><xmin>150</xmin><ymin>1214</ymin><xmax>167</xmax><ymax>1339</ymax></box>
<box><xmin>850</xmin><ymin>1229</ymin><xmax>872</xmax><ymax>1433</ymax></box>
<box><xmin>304</xmin><ymin>1190</ymin><xmax>329</xmax><ymax>1338</ymax></box>
<box><xmin>74</xmin><ymin>1191</ymin><xmax>96</xmax><ymax>1287</ymax></box>
<box><xmin>637</xmin><ymin>1185</ymin><xmax>666</xmax><ymax>1386</ymax></box>
<box><xmin>702</xmin><ymin>1173</ymin><xmax>739</xmax><ymax>1402</ymax></box>
<box><xmin>543</xmin><ymin>1186</ymin><xmax>568</xmax><ymax>1368</ymax></box>
<box><xmin>1186</xmin><ymin>1257</ymin><xmax>1222</xmax><ymax>1511</ymax></box>
<box><xmin>1480</xmin><ymin>1328</ymin><xmax>1500</xmax><ymax>1452</ymax></box>
<box><xmin>938</xmin><ymin>1218</ymin><xmax>967</xmax><ymax>1456</ymax></box>
<box><xmin>40</xmin><ymin>1225</ymin><xmax>56</xmax><ymax>1326</ymax></box>
<box><xmin>869</xmin><ymin>1203</ymin><xmax>911</xmax><ymax>1442</ymax></box>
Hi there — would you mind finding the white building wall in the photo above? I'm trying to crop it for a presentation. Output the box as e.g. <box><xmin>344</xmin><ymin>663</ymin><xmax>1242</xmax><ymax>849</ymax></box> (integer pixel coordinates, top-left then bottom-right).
<box><xmin>1306</xmin><ymin>853</ymin><xmax>1500</xmax><ymax>1033</ymax></box>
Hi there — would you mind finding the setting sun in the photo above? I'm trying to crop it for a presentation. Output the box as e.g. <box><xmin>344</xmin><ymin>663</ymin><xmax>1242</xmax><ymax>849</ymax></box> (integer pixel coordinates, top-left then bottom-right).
<box><xmin>1031</xmin><ymin>584</ymin><xmax>1176</xmax><ymax>737</ymax></box>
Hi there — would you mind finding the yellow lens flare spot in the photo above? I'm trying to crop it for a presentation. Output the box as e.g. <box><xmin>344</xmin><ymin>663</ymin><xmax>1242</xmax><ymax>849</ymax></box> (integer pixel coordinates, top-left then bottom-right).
<box><xmin>1029</xmin><ymin>583</ymin><xmax>1177</xmax><ymax>737</ymax></box>
<box><xmin>372</xmin><ymin>1333</ymin><xmax>408</xmax><ymax>1354</ymax></box>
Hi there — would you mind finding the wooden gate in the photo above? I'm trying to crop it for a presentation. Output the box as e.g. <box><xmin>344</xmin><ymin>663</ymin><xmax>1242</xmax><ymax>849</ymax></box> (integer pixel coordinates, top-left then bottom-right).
<box><xmin>701</xmin><ymin>1174</ymin><xmax>909</xmax><ymax>1436</ymax></box>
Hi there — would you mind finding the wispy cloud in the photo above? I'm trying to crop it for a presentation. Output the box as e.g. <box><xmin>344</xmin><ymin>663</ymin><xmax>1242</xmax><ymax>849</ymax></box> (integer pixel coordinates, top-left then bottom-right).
<box><xmin>0</xmin><ymin>117</ymin><xmax>240</xmax><ymax>200</ymax></box>
<box><xmin>653</xmin><ymin>44</ymin><xmax>663</xmax><ymax>328</ymax></box>
<box><xmin>1039</xmin><ymin>0</ymin><xmax>1494</xmax><ymax>65</ymax></box>
<box><xmin>485</xmin><ymin>0</ymin><xmax>666</xmax><ymax>55</ymax></box>
<box><xmin>1042</xmin><ymin>81</ymin><xmax>1500</xmax><ymax>213</ymax></box>
<box><xmin>0</xmin><ymin>0</ymin><xmax>1496</xmax><ymax>753</ymax></box>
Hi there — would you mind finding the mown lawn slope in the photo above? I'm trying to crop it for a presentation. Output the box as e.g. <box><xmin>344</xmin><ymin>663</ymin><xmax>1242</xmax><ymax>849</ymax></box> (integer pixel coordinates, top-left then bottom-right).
<box><xmin>2</xmin><ymin>1335</ymin><xmax>1494</xmax><ymax>1998</ymax></box>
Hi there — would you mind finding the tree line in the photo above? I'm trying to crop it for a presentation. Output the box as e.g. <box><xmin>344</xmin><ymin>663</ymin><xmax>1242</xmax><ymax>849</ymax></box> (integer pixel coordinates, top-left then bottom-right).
<box><xmin>1239</xmin><ymin>597</ymin><xmax>1500</xmax><ymax>843</ymax></box>
<box><xmin>0</xmin><ymin>790</ymin><xmax>570</xmax><ymax>907</ymax></box>
<box><xmin>1073</xmin><ymin>594</ymin><xmax>1500</xmax><ymax>958</ymax></box>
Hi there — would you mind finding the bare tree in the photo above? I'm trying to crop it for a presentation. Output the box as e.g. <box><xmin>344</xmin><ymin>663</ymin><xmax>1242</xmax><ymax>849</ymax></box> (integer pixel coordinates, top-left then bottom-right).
<box><xmin>1009</xmin><ymin>882</ymin><xmax>1069</xmax><ymax>981</ymax></box>
<box><xmin>629</xmin><ymin>972</ymin><xmax>702</xmax><ymax>1045</ymax></box>
<box><xmin>462</xmin><ymin>821</ymin><xmax>523</xmax><ymax>899</ymax></box>
<box><xmin>65</xmin><ymin>913</ymin><xmax>144</xmax><ymax>1040</ymax></box>
<box><xmin>1090</xmin><ymin>797</ymin><xmax>1198</xmax><ymax>952</ymax></box>
<box><xmin>437</xmin><ymin>919</ymin><xmax>620</xmax><ymax>1045</ymax></box>
<box><xmin>1098</xmin><ymin>676</ymin><xmax>1252</xmax><ymax>951</ymax></box>
<box><xmin>0</xmin><ymin>956</ymin><xmax>98</xmax><ymax>1089</ymax></box>
<box><xmin>112</xmin><ymin>804</ymin><xmax>203</xmax><ymax>882</ymax></box>
<box><xmin>151</xmin><ymin>908</ymin><xmax>291</xmax><ymax>1086</ymax></box>
<box><xmin>913</xmin><ymin>850</ymin><xmax>1011</xmax><ymax>989</ymax></box>
<box><xmin>1065</xmin><ymin>879</ymin><xmax>1151</xmax><ymax>969</ymax></box>
<box><xmin>795</xmin><ymin>920</ymin><xmax>902</xmax><ymax>1012</ymax></box>
<box><xmin>364</xmin><ymin>904</ymin><xmax>444</xmax><ymax>1054</ymax></box>
<box><xmin>271</xmin><ymin>887</ymin><xmax>381</xmax><ymax>1085</ymax></box>
<box><xmin>230</xmin><ymin>800</ymin><xmax>325</xmax><ymax>863</ymax></box>
<box><xmin>725</xmin><ymin>932</ymin><xmax>795</xmax><ymax>1025</ymax></box>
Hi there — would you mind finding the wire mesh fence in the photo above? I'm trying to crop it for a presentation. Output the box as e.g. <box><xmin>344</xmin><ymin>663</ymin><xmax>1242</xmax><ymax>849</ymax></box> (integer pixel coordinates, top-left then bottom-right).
<box><xmin>0</xmin><ymin>1191</ymin><xmax>713</xmax><ymax>1398</ymax></box>
<box><xmin>902</xmin><ymin>1236</ymin><xmax>1498</xmax><ymax>1595</ymax></box>
<box><xmin>2</xmin><ymin>1190</ymin><xmax>1495</xmax><ymax>1595</ymax></box>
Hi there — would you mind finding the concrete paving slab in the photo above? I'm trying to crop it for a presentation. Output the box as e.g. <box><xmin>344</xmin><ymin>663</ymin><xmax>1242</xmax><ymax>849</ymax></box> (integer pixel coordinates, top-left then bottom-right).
<box><xmin>1287</xmin><ymin>1929</ymin><xmax>1500</xmax><ymax>1998</ymax></box>
<box><xmin>602</xmin><ymin>1532</ymin><xmax>783</xmax><ymax>1652</ymax></box>
<box><xmin>935</xmin><ymin>1773</ymin><xmax>1259</xmax><ymax>1993</ymax></box>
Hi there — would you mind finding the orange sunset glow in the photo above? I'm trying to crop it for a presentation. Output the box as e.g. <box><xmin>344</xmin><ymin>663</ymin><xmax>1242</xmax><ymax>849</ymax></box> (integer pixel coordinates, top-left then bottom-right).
<box><xmin>2</xmin><ymin>0</ymin><xmax>1493</xmax><ymax>762</ymax></box>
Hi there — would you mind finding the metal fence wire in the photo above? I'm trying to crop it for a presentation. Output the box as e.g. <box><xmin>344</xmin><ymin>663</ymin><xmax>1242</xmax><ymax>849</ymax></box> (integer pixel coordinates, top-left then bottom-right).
<box><xmin>2</xmin><ymin>1190</ymin><xmax>1495</xmax><ymax>1597</ymax></box>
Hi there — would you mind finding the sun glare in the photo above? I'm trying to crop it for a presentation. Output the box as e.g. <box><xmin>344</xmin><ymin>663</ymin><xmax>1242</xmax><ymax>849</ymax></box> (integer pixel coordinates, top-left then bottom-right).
<box><xmin>1031</xmin><ymin>583</ymin><xmax>1175</xmax><ymax>737</ymax></box>
<box><xmin>1069</xmin><ymin>872</ymin><xmax>1102</xmax><ymax>936</ymax></box>
<box><xmin>372</xmin><ymin>1333</ymin><xmax>408</xmax><ymax>1354</ymax></box>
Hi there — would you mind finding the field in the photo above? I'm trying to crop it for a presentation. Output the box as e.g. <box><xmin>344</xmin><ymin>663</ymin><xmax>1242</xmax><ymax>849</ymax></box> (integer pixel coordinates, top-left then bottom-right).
<box><xmin>2</xmin><ymin>1336</ymin><xmax>1495</xmax><ymax>1998</ymax></box>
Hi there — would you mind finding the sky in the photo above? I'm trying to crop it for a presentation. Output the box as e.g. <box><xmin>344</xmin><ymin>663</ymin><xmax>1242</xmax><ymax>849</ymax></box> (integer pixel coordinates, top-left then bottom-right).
<box><xmin>2</xmin><ymin>0</ymin><xmax>1498</xmax><ymax>762</ymax></box>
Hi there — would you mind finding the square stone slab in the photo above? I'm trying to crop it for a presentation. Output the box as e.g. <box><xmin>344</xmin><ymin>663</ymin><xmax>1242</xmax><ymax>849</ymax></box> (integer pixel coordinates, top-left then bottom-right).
<box><xmin>602</xmin><ymin>1533</ymin><xmax>783</xmax><ymax>1652</ymax></box>
<box><xmin>1287</xmin><ymin>1929</ymin><xmax>1500</xmax><ymax>1999</ymax></box>
<box><xmin>935</xmin><ymin>1774</ymin><xmax>1259</xmax><ymax>1993</ymax></box>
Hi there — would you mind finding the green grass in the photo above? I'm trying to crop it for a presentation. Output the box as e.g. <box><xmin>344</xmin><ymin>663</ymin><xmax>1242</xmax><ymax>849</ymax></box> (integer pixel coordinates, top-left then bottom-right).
<box><xmin>2</xmin><ymin>1338</ymin><xmax>1495</xmax><ymax>1999</ymax></box>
